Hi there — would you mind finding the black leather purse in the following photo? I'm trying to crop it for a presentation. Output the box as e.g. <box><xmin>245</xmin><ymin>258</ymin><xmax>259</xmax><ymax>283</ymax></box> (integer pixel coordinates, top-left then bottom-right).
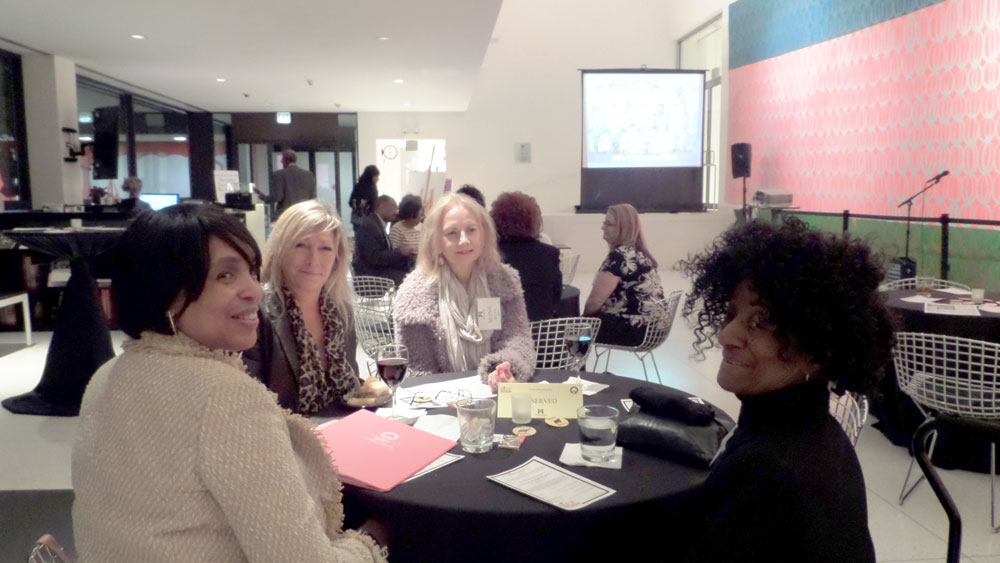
<box><xmin>617</xmin><ymin>385</ymin><xmax>735</xmax><ymax>469</ymax></box>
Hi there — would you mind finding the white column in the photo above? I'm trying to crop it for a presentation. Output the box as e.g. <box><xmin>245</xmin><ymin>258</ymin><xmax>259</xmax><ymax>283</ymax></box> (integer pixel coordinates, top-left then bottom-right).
<box><xmin>22</xmin><ymin>53</ymin><xmax>82</xmax><ymax>209</ymax></box>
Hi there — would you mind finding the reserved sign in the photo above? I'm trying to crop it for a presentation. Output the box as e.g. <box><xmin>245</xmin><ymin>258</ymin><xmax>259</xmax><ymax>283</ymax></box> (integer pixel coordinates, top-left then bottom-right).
<box><xmin>497</xmin><ymin>382</ymin><xmax>584</xmax><ymax>419</ymax></box>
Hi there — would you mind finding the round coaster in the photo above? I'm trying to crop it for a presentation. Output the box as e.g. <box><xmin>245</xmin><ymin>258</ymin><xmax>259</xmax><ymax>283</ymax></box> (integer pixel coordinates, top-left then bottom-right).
<box><xmin>512</xmin><ymin>426</ymin><xmax>537</xmax><ymax>436</ymax></box>
<box><xmin>545</xmin><ymin>417</ymin><xmax>569</xmax><ymax>428</ymax></box>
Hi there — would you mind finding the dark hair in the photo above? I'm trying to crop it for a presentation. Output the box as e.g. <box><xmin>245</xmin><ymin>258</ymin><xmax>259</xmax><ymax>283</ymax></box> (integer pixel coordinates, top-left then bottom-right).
<box><xmin>397</xmin><ymin>194</ymin><xmax>423</xmax><ymax>221</ymax></box>
<box><xmin>113</xmin><ymin>203</ymin><xmax>261</xmax><ymax>339</ymax></box>
<box><xmin>490</xmin><ymin>191</ymin><xmax>541</xmax><ymax>241</ymax></box>
<box><xmin>358</xmin><ymin>165</ymin><xmax>380</xmax><ymax>186</ymax></box>
<box><xmin>456</xmin><ymin>184</ymin><xmax>485</xmax><ymax>207</ymax></box>
<box><xmin>678</xmin><ymin>217</ymin><xmax>894</xmax><ymax>394</ymax></box>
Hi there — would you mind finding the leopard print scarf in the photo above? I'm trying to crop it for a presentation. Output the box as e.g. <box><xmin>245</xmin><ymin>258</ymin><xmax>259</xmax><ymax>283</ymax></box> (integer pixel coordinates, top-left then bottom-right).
<box><xmin>282</xmin><ymin>289</ymin><xmax>358</xmax><ymax>415</ymax></box>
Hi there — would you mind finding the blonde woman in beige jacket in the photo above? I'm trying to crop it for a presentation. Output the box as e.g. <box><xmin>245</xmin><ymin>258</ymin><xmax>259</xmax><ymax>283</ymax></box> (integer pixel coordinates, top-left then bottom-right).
<box><xmin>72</xmin><ymin>204</ymin><xmax>387</xmax><ymax>563</ymax></box>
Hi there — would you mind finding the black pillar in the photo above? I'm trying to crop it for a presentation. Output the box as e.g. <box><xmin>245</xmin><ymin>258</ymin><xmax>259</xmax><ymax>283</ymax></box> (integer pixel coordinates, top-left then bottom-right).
<box><xmin>187</xmin><ymin>112</ymin><xmax>216</xmax><ymax>201</ymax></box>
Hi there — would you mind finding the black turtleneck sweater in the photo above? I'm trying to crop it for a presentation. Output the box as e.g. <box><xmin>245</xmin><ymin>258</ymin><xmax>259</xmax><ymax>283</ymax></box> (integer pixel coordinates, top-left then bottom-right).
<box><xmin>682</xmin><ymin>382</ymin><xmax>875</xmax><ymax>563</ymax></box>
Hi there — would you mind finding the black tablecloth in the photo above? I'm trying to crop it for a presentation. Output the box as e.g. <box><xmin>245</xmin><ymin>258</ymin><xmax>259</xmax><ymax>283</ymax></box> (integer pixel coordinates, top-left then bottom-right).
<box><xmin>2</xmin><ymin>229</ymin><xmax>122</xmax><ymax>416</ymax></box>
<box><xmin>873</xmin><ymin>289</ymin><xmax>1000</xmax><ymax>472</ymax></box>
<box><xmin>341</xmin><ymin>369</ymin><xmax>731</xmax><ymax>562</ymax></box>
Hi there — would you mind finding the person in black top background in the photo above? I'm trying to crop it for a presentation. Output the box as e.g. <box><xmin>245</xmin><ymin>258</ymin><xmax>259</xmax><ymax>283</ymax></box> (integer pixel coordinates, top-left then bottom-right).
<box><xmin>490</xmin><ymin>191</ymin><xmax>561</xmax><ymax>322</ymax></box>
<box><xmin>676</xmin><ymin>217</ymin><xmax>894</xmax><ymax>563</ymax></box>
<box><xmin>348</xmin><ymin>165</ymin><xmax>379</xmax><ymax>227</ymax></box>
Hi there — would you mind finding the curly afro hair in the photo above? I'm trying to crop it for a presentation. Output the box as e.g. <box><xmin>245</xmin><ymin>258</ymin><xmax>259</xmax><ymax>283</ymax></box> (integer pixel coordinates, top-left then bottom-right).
<box><xmin>490</xmin><ymin>191</ymin><xmax>542</xmax><ymax>241</ymax></box>
<box><xmin>678</xmin><ymin>216</ymin><xmax>895</xmax><ymax>394</ymax></box>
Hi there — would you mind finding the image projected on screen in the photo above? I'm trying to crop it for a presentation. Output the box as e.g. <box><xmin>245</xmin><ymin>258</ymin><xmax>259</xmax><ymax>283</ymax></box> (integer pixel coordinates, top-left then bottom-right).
<box><xmin>583</xmin><ymin>71</ymin><xmax>704</xmax><ymax>168</ymax></box>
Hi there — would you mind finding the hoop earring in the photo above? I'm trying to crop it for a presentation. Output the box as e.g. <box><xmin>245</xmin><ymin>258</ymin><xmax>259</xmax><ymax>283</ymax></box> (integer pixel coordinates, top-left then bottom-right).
<box><xmin>804</xmin><ymin>372</ymin><xmax>813</xmax><ymax>383</ymax></box>
<box><xmin>166</xmin><ymin>311</ymin><xmax>177</xmax><ymax>335</ymax></box>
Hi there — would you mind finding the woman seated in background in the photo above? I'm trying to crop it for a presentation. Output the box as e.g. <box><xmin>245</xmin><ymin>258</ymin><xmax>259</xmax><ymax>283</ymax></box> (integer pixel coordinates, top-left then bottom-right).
<box><xmin>583</xmin><ymin>203</ymin><xmax>665</xmax><ymax>346</ymax></box>
<box><xmin>676</xmin><ymin>217</ymin><xmax>893</xmax><ymax>562</ymax></box>
<box><xmin>394</xmin><ymin>193</ymin><xmax>535</xmax><ymax>390</ymax></box>
<box><xmin>244</xmin><ymin>200</ymin><xmax>367</xmax><ymax>415</ymax></box>
<box><xmin>73</xmin><ymin>203</ymin><xmax>386</xmax><ymax>562</ymax></box>
<box><xmin>389</xmin><ymin>194</ymin><xmax>424</xmax><ymax>256</ymax></box>
<box><xmin>490</xmin><ymin>191</ymin><xmax>562</xmax><ymax>321</ymax></box>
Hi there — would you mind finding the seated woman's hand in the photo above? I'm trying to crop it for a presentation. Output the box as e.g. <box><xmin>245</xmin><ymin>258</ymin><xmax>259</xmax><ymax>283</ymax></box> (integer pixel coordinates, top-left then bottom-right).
<box><xmin>487</xmin><ymin>361</ymin><xmax>515</xmax><ymax>393</ymax></box>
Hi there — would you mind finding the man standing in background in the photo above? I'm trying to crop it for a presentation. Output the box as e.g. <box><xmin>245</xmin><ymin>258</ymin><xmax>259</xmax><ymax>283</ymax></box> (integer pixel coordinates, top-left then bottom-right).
<box><xmin>254</xmin><ymin>149</ymin><xmax>316</xmax><ymax>218</ymax></box>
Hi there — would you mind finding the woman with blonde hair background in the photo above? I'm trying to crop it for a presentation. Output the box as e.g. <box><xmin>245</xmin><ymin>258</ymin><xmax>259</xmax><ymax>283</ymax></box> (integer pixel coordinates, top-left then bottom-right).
<box><xmin>245</xmin><ymin>200</ymin><xmax>364</xmax><ymax>415</ymax></box>
<box><xmin>583</xmin><ymin>203</ymin><xmax>665</xmax><ymax>346</ymax></box>
<box><xmin>393</xmin><ymin>193</ymin><xmax>535</xmax><ymax>390</ymax></box>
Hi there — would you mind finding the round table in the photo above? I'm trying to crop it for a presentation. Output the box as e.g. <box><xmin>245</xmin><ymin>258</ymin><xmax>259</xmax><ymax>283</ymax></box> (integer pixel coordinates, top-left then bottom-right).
<box><xmin>340</xmin><ymin>369</ymin><xmax>732</xmax><ymax>562</ymax></box>
<box><xmin>874</xmin><ymin>289</ymin><xmax>1000</xmax><ymax>472</ymax></box>
<box><xmin>2</xmin><ymin>228</ymin><xmax>122</xmax><ymax>416</ymax></box>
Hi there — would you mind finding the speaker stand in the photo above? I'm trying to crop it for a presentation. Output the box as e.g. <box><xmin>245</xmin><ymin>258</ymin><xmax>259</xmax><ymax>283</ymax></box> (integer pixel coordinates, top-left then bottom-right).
<box><xmin>741</xmin><ymin>176</ymin><xmax>748</xmax><ymax>221</ymax></box>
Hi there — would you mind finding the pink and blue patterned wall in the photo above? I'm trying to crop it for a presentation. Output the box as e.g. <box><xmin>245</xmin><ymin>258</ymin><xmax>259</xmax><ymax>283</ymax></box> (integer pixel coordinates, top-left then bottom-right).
<box><xmin>728</xmin><ymin>0</ymin><xmax>1000</xmax><ymax>221</ymax></box>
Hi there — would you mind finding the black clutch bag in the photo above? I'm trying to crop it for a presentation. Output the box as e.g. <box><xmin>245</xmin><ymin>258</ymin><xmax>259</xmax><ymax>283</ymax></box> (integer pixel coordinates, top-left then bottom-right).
<box><xmin>618</xmin><ymin>385</ymin><xmax>734</xmax><ymax>469</ymax></box>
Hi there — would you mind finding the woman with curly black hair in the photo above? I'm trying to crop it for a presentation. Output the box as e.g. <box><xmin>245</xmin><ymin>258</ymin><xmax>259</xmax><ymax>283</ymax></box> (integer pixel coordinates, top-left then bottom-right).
<box><xmin>677</xmin><ymin>216</ymin><xmax>893</xmax><ymax>563</ymax></box>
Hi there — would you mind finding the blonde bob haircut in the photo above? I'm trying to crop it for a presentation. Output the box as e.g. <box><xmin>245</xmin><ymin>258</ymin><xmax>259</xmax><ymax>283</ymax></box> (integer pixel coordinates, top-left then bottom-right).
<box><xmin>606</xmin><ymin>203</ymin><xmax>658</xmax><ymax>268</ymax></box>
<box><xmin>416</xmin><ymin>193</ymin><xmax>502</xmax><ymax>284</ymax></box>
<box><xmin>261</xmin><ymin>200</ymin><xmax>352</xmax><ymax>323</ymax></box>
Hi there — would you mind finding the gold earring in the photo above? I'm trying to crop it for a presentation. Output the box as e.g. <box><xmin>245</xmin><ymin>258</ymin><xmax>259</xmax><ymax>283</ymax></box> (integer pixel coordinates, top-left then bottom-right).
<box><xmin>166</xmin><ymin>311</ymin><xmax>177</xmax><ymax>335</ymax></box>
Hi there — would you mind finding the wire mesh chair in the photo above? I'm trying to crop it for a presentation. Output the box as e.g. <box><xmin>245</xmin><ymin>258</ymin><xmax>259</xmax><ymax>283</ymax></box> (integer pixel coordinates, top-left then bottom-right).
<box><xmin>829</xmin><ymin>391</ymin><xmax>869</xmax><ymax>448</ymax></box>
<box><xmin>529</xmin><ymin>317</ymin><xmax>602</xmax><ymax>370</ymax></box>
<box><xmin>591</xmin><ymin>290</ymin><xmax>682</xmax><ymax>384</ymax></box>
<box><xmin>558</xmin><ymin>252</ymin><xmax>581</xmax><ymax>286</ymax></box>
<box><xmin>350</xmin><ymin>276</ymin><xmax>396</xmax><ymax>373</ymax></box>
<box><xmin>894</xmin><ymin>331</ymin><xmax>1000</xmax><ymax>531</ymax></box>
<box><xmin>28</xmin><ymin>534</ymin><xmax>74</xmax><ymax>563</ymax></box>
<box><xmin>879</xmin><ymin>277</ymin><xmax>971</xmax><ymax>292</ymax></box>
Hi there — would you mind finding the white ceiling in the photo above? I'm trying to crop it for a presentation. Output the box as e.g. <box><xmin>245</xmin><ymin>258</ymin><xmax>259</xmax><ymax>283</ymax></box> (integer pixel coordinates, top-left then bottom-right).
<box><xmin>0</xmin><ymin>0</ymin><xmax>503</xmax><ymax>113</ymax></box>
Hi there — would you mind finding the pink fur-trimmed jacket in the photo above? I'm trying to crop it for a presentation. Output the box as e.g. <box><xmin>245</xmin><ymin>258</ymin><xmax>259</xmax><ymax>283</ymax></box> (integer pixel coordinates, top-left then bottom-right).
<box><xmin>393</xmin><ymin>264</ymin><xmax>536</xmax><ymax>382</ymax></box>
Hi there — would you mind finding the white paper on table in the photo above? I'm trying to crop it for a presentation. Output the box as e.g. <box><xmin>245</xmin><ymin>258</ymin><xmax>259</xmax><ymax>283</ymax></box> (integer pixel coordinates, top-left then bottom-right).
<box><xmin>486</xmin><ymin>456</ymin><xmax>616</xmax><ymax>511</ymax></box>
<box><xmin>564</xmin><ymin>376</ymin><xmax>609</xmax><ymax>396</ymax></box>
<box><xmin>980</xmin><ymin>303</ymin><xmax>1000</xmax><ymax>314</ymax></box>
<box><xmin>399</xmin><ymin>375</ymin><xmax>495</xmax><ymax>408</ymax></box>
<box><xmin>405</xmin><ymin>452</ymin><xmax>464</xmax><ymax>482</ymax></box>
<box><xmin>413</xmin><ymin>414</ymin><xmax>461</xmax><ymax>441</ymax></box>
<box><xmin>901</xmin><ymin>295</ymin><xmax>942</xmax><ymax>304</ymax></box>
<box><xmin>924</xmin><ymin>302</ymin><xmax>982</xmax><ymax>317</ymax></box>
<box><xmin>374</xmin><ymin>406</ymin><xmax>425</xmax><ymax>420</ymax></box>
<box><xmin>937</xmin><ymin>287</ymin><xmax>973</xmax><ymax>296</ymax></box>
<box><xmin>558</xmin><ymin>443</ymin><xmax>623</xmax><ymax>469</ymax></box>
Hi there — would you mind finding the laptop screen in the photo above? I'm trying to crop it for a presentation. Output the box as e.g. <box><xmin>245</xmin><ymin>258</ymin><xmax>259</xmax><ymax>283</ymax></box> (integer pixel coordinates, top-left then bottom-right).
<box><xmin>138</xmin><ymin>193</ymin><xmax>180</xmax><ymax>211</ymax></box>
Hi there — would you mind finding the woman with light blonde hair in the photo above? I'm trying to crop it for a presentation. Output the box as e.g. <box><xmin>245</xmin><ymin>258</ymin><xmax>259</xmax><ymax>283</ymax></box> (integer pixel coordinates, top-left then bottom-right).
<box><xmin>583</xmin><ymin>203</ymin><xmax>665</xmax><ymax>346</ymax></box>
<box><xmin>394</xmin><ymin>193</ymin><xmax>535</xmax><ymax>391</ymax></box>
<box><xmin>244</xmin><ymin>200</ymin><xmax>364</xmax><ymax>414</ymax></box>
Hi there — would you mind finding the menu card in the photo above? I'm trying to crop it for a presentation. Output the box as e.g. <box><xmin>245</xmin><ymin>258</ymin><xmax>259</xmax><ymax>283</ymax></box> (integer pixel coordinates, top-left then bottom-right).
<box><xmin>316</xmin><ymin>409</ymin><xmax>457</xmax><ymax>492</ymax></box>
<box><xmin>486</xmin><ymin>456</ymin><xmax>616</xmax><ymax>511</ymax></box>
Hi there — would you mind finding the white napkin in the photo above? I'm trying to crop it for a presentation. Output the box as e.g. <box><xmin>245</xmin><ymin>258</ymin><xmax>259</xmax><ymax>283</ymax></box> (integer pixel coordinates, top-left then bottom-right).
<box><xmin>559</xmin><ymin>443</ymin><xmax>623</xmax><ymax>469</ymax></box>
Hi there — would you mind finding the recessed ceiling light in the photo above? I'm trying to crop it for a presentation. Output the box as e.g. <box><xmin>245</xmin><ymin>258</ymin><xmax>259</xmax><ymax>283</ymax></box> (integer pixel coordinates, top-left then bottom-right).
<box><xmin>393</xmin><ymin>79</ymin><xmax>404</xmax><ymax>84</ymax></box>
<box><xmin>173</xmin><ymin>136</ymin><xmax>188</xmax><ymax>142</ymax></box>
<box><xmin>377</xmin><ymin>36</ymin><xmax>390</xmax><ymax>41</ymax></box>
<box><xmin>130</xmin><ymin>34</ymin><xmax>145</xmax><ymax>40</ymax></box>
<box><xmin>78</xmin><ymin>113</ymin><xmax>93</xmax><ymax>124</ymax></box>
<box><xmin>79</xmin><ymin>136</ymin><xmax>93</xmax><ymax>142</ymax></box>
<box><xmin>402</xmin><ymin>102</ymin><xmax>411</xmax><ymax>107</ymax></box>
<box><xmin>215</xmin><ymin>78</ymin><xmax>226</xmax><ymax>83</ymax></box>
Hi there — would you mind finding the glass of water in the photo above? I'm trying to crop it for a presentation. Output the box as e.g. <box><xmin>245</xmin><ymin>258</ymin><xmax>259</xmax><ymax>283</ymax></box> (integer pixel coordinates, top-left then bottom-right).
<box><xmin>577</xmin><ymin>405</ymin><xmax>619</xmax><ymax>462</ymax></box>
<box><xmin>456</xmin><ymin>398</ymin><xmax>497</xmax><ymax>453</ymax></box>
<box><xmin>564</xmin><ymin>323</ymin><xmax>594</xmax><ymax>376</ymax></box>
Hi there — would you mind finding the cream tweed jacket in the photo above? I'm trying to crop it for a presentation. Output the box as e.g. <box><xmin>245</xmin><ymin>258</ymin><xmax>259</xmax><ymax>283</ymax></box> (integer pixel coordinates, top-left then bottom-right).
<box><xmin>72</xmin><ymin>331</ymin><xmax>387</xmax><ymax>563</ymax></box>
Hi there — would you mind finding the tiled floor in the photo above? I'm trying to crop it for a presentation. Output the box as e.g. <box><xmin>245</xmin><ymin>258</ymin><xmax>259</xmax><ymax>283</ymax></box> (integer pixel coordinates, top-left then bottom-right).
<box><xmin>2</xmin><ymin>270</ymin><xmax>999</xmax><ymax>561</ymax></box>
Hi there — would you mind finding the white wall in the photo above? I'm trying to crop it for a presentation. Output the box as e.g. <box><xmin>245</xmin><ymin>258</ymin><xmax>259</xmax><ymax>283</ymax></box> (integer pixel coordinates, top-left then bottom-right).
<box><xmin>359</xmin><ymin>0</ymin><xmax>735</xmax><ymax>269</ymax></box>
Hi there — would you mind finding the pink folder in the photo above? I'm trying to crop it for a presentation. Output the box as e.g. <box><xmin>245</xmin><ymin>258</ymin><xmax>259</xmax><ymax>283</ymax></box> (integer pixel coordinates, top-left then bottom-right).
<box><xmin>316</xmin><ymin>409</ymin><xmax>457</xmax><ymax>492</ymax></box>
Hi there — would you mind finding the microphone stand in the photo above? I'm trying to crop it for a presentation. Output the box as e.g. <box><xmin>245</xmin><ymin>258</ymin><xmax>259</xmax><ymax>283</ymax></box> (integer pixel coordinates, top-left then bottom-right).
<box><xmin>898</xmin><ymin>175</ymin><xmax>944</xmax><ymax>261</ymax></box>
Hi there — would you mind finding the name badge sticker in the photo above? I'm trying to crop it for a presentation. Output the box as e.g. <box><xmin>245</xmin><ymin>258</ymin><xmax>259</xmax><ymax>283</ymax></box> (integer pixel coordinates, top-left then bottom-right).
<box><xmin>477</xmin><ymin>297</ymin><xmax>503</xmax><ymax>330</ymax></box>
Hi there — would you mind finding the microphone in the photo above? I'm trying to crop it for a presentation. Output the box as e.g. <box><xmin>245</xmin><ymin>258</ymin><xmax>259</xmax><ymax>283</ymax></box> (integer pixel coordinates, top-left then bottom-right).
<box><xmin>928</xmin><ymin>170</ymin><xmax>949</xmax><ymax>183</ymax></box>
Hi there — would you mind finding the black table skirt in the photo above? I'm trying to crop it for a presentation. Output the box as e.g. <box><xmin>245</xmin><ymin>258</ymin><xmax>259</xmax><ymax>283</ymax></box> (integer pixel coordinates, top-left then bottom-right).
<box><xmin>341</xmin><ymin>369</ymin><xmax>729</xmax><ymax>562</ymax></box>
<box><xmin>873</xmin><ymin>289</ymin><xmax>1000</xmax><ymax>473</ymax></box>
<box><xmin>556</xmin><ymin>285</ymin><xmax>580</xmax><ymax>318</ymax></box>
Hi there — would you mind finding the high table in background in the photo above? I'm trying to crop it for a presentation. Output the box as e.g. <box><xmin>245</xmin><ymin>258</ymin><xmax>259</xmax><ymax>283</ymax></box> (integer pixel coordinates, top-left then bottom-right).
<box><xmin>1</xmin><ymin>228</ymin><xmax>122</xmax><ymax>416</ymax></box>
<box><xmin>340</xmin><ymin>369</ymin><xmax>732</xmax><ymax>562</ymax></box>
<box><xmin>874</xmin><ymin>288</ymin><xmax>1000</xmax><ymax>472</ymax></box>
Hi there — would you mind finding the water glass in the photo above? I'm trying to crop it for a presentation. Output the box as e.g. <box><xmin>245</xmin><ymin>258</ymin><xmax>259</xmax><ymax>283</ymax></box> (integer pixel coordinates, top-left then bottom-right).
<box><xmin>564</xmin><ymin>323</ymin><xmax>594</xmax><ymax>375</ymax></box>
<box><xmin>456</xmin><ymin>398</ymin><xmax>497</xmax><ymax>453</ymax></box>
<box><xmin>511</xmin><ymin>392</ymin><xmax>533</xmax><ymax>424</ymax></box>
<box><xmin>577</xmin><ymin>405</ymin><xmax>619</xmax><ymax>462</ymax></box>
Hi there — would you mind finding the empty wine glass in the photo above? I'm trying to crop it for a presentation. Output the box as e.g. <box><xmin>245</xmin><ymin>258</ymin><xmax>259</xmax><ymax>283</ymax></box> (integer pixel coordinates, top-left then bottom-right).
<box><xmin>376</xmin><ymin>344</ymin><xmax>409</xmax><ymax>419</ymax></box>
<box><xmin>564</xmin><ymin>323</ymin><xmax>594</xmax><ymax>379</ymax></box>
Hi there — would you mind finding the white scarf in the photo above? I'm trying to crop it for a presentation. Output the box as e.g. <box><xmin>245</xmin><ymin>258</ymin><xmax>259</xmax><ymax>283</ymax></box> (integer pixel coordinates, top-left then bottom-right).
<box><xmin>438</xmin><ymin>265</ymin><xmax>494</xmax><ymax>371</ymax></box>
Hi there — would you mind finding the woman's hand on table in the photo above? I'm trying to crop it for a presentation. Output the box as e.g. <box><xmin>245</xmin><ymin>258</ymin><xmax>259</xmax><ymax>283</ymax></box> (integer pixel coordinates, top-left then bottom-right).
<box><xmin>487</xmin><ymin>361</ymin><xmax>515</xmax><ymax>393</ymax></box>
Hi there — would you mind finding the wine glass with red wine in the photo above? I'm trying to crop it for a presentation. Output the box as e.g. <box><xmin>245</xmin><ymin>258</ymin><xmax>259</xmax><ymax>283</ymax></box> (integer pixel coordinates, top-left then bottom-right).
<box><xmin>376</xmin><ymin>344</ymin><xmax>409</xmax><ymax>419</ymax></box>
<box><xmin>564</xmin><ymin>323</ymin><xmax>593</xmax><ymax>378</ymax></box>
